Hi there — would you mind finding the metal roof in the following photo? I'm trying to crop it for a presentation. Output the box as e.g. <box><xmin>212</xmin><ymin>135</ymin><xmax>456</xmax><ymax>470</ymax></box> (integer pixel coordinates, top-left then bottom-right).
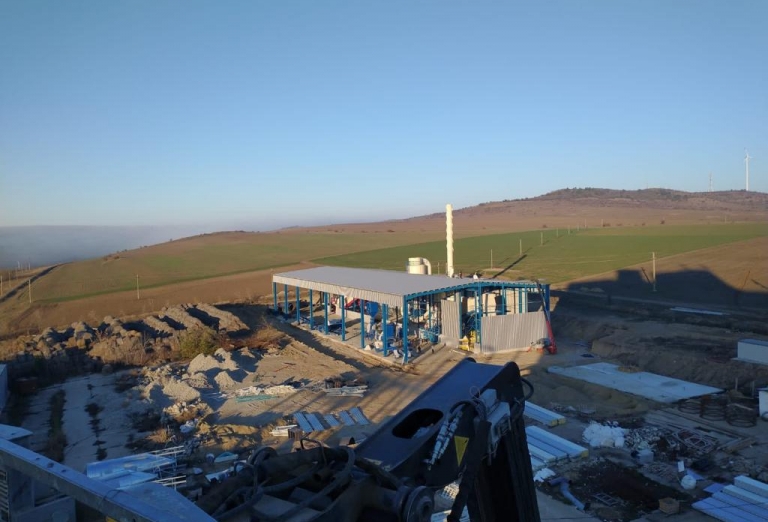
<box><xmin>273</xmin><ymin>266</ymin><xmax>485</xmax><ymax>307</ymax></box>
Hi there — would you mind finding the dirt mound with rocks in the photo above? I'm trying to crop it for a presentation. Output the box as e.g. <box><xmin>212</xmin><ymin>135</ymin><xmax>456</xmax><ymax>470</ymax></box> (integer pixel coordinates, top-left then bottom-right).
<box><xmin>194</xmin><ymin>304</ymin><xmax>249</xmax><ymax>334</ymax></box>
<box><xmin>161</xmin><ymin>306</ymin><xmax>206</xmax><ymax>330</ymax></box>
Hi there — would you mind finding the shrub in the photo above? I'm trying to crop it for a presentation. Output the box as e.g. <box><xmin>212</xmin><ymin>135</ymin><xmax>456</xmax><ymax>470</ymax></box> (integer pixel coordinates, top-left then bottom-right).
<box><xmin>178</xmin><ymin>326</ymin><xmax>219</xmax><ymax>359</ymax></box>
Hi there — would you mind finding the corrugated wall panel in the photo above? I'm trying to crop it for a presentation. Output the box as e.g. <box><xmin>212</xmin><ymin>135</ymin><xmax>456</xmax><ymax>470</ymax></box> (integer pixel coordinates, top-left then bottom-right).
<box><xmin>442</xmin><ymin>299</ymin><xmax>461</xmax><ymax>341</ymax></box>
<box><xmin>479</xmin><ymin>312</ymin><xmax>548</xmax><ymax>354</ymax></box>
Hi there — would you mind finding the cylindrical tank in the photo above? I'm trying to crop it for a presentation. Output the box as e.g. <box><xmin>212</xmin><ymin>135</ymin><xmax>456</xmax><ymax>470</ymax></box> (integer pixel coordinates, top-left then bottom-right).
<box><xmin>406</xmin><ymin>257</ymin><xmax>432</xmax><ymax>275</ymax></box>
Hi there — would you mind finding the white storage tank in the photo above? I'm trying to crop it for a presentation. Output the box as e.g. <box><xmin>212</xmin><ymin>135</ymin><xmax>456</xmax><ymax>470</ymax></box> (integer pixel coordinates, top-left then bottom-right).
<box><xmin>406</xmin><ymin>258</ymin><xmax>432</xmax><ymax>275</ymax></box>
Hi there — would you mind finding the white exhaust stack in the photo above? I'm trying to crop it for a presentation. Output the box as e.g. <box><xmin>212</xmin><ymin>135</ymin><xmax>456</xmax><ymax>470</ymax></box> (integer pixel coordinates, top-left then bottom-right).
<box><xmin>446</xmin><ymin>204</ymin><xmax>454</xmax><ymax>277</ymax></box>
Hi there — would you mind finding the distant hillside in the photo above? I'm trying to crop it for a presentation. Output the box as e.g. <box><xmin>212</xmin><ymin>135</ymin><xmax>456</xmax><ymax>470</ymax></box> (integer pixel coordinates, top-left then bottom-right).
<box><xmin>529</xmin><ymin>188</ymin><xmax>768</xmax><ymax>209</ymax></box>
<box><xmin>308</xmin><ymin>188</ymin><xmax>768</xmax><ymax>235</ymax></box>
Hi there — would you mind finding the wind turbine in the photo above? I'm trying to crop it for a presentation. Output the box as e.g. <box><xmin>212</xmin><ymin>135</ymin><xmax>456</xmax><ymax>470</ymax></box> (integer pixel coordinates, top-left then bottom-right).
<box><xmin>745</xmin><ymin>149</ymin><xmax>752</xmax><ymax>191</ymax></box>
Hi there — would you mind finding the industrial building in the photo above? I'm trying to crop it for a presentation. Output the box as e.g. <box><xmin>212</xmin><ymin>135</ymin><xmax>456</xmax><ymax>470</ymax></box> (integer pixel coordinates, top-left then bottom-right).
<box><xmin>271</xmin><ymin>266</ymin><xmax>551</xmax><ymax>362</ymax></box>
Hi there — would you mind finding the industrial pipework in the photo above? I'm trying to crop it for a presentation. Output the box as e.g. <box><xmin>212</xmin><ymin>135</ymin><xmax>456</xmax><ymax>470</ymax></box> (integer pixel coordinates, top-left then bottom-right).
<box><xmin>446</xmin><ymin>203</ymin><xmax>454</xmax><ymax>277</ymax></box>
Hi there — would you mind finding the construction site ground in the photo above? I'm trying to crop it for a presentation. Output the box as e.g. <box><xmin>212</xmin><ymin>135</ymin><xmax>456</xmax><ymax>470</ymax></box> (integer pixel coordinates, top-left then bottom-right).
<box><xmin>7</xmin><ymin>296</ymin><xmax>768</xmax><ymax>521</ymax></box>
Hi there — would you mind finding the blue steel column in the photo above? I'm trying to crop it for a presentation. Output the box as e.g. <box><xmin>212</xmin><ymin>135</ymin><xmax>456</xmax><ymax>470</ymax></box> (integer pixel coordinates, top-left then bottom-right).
<box><xmin>295</xmin><ymin>286</ymin><xmax>300</xmax><ymax>323</ymax></box>
<box><xmin>501</xmin><ymin>287</ymin><xmax>507</xmax><ymax>315</ymax></box>
<box><xmin>457</xmin><ymin>291</ymin><xmax>463</xmax><ymax>338</ymax></box>
<box><xmin>272</xmin><ymin>283</ymin><xmax>278</xmax><ymax>312</ymax></box>
<box><xmin>324</xmin><ymin>293</ymin><xmax>329</xmax><ymax>334</ymax></box>
<box><xmin>475</xmin><ymin>284</ymin><xmax>483</xmax><ymax>344</ymax></box>
<box><xmin>544</xmin><ymin>284</ymin><xmax>550</xmax><ymax>312</ymax></box>
<box><xmin>360</xmin><ymin>300</ymin><xmax>366</xmax><ymax>349</ymax></box>
<box><xmin>402</xmin><ymin>297</ymin><xmax>409</xmax><ymax>363</ymax></box>
<box><xmin>428</xmin><ymin>295</ymin><xmax>432</xmax><ymax>332</ymax></box>
<box><xmin>382</xmin><ymin>304</ymin><xmax>389</xmax><ymax>356</ymax></box>
<box><xmin>309</xmin><ymin>289</ymin><xmax>314</xmax><ymax>329</ymax></box>
<box><xmin>474</xmin><ymin>286</ymin><xmax>480</xmax><ymax>346</ymax></box>
<box><xmin>341</xmin><ymin>296</ymin><xmax>346</xmax><ymax>341</ymax></box>
<box><xmin>283</xmin><ymin>284</ymin><xmax>289</xmax><ymax>316</ymax></box>
<box><xmin>518</xmin><ymin>288</ymin><xmax>523</xmax><ymax>314</ymax></box>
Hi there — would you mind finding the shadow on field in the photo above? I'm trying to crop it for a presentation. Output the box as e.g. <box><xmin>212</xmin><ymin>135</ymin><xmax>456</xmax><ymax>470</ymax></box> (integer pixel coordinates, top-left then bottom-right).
<box><xmin>490</xmin><ymin>254</ymin><xmax>527</xmax><ymax>279</ymax></box>
<box><xmin>565</xmin><ymin>267</ymin><xmax>768</xmax><ymax>313</ymax></box>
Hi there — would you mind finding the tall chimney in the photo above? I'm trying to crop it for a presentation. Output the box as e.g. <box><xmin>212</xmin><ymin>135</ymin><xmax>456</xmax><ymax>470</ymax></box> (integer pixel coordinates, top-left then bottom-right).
<box><xmin>446</xmin><ymin>204</ymin><xmax>454</xmax><ymax>277</ymax></box>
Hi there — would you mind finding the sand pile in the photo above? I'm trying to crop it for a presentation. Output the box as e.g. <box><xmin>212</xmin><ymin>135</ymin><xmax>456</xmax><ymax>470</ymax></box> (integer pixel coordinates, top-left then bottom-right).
<box><xmin>214</xmin><ymin>371</ymin><xmax>239</xmax><ymax>390</ymax></box>
<box><xmin>185</xmin><ymin>372</ymin><xmax>212</xmax><ymax>390</ymax></box>
<box><xmin>162</xmin><ymin>379</ymin><xmax>201</xmax><ymax>403</ymax></box>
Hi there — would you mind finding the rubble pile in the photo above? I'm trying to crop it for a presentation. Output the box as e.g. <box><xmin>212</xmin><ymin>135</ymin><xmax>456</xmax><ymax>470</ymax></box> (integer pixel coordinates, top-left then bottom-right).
<box><xmin>161</xmin><ymin>306</ymin><xmax>206</xmax><ymax>330</ymax></box>
<box><xmin>190</xmin><ymin>303</ymin><xmax>249</xmax><ymax>334</ymax></box>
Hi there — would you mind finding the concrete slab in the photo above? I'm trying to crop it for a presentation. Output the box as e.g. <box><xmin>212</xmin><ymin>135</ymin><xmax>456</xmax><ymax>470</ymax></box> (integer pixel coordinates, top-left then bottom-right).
<box><xmin>548</xmin><ymin>363</ymin><xmax>721</xmax><ymax>403</ymax></box>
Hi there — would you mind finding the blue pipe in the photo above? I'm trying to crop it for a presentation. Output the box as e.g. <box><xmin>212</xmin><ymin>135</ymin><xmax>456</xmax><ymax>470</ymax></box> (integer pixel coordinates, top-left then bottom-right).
<box><xmin>548</xmin><ymin>478</ymin><xmax>587</xmax><ymax>511</ymax></box>
<box><xmin>284</xmin><ymin>284</ymin><xmax>289</xmax><ymax>317</ymax></box>
<box><xmin>341</xmin><ymin>297</ymin><xmax>346</xmax><ymax>341</ymax></box>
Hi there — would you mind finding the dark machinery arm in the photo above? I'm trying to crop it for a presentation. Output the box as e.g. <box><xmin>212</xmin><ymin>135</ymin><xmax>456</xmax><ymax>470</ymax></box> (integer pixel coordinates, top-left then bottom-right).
<box><xmin>198</xmin><ymin>358</ymin><xmax>540</xmax><ymax>522</ymax></box>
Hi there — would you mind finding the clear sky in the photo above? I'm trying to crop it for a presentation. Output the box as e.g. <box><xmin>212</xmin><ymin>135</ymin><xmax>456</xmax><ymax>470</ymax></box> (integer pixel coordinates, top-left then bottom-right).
<box><xmin>1</xmin><ymin>1</ymin><xmax>766</xmax><ymax>230</ymax></box>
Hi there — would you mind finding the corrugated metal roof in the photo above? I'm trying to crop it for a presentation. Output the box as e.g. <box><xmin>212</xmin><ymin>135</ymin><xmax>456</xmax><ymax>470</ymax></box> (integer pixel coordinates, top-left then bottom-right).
<box><xmin>273</xmin><ymin>266</ymin><xmax>482</xmax><ymax>307</ymax></box>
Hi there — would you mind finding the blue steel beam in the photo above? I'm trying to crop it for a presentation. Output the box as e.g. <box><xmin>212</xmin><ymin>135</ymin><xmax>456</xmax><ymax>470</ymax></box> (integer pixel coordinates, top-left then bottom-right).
<box><xmin>382</xmin><ymin>304</ymin><xmax>389</xmax><ymax>356</ymax></box>
<box><xmin>272</xmin><ymin>282</ymin><xmax>278</xmax><ymax>312</ymax></box>
<box><xmin>283</xmin><ymin>284</ymin><xmax>289</xmax><ymax>316</ymax></box>
<box><xmin>341</xmin><ymin>296</ymin><xmax>346</xmax><ymax>341</ymax></box>
<box><xmin>402</xmin><ymin>297</ymin><xmax>409</xmax><ymax>363</ymax></box>
<box><xmin>324</xmin><ymin>293</ymin><xmax>329</xmax><ymax>334</ymax></box>
<box><xmin>309</xmin><ymin>289</ymin><xmax>314</xmax><ymax>329</ymax></box>
<box><xmin>295</xmin><ymin>286</ymin><xmax>300</xmax><ymax>323</ymax></box>
<box><xmin>360</xmin><ymin>299</ymin><xmax>366</xmax><ymax>349</ymax></box>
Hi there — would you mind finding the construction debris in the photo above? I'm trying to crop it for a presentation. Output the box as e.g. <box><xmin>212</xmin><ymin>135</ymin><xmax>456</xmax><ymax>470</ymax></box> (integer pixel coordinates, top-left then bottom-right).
<box><xmin>694</xmin><ymin>475</ymin><xmax>768</xmax><ymax>521</ymax></box>
<box><xmin>548</xmin><ymin>363</ymin><xmax>722</xmax><ymax>403</ymax></box>
<box><xmin>582</xmin><ymin>422</ymin><xmax>626</xmax><ymax>448</ymax></box>
<box><xmin>524</xmin><ymin>401</ymin><xmax>566</xmax><ymax>427</ymax></box>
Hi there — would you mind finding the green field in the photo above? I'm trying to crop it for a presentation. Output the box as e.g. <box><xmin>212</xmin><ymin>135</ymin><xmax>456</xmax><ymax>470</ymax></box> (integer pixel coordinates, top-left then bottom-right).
<box><xmin>24</xmin><ymin>224</ymin><xmax>768</xmax><ymax>303</ymax></box>
<box><xmin>315</xmin><ymin>224</ymin><xmax>768</xmax><ymax>283</ymax></box>
<box><xmin>31</xmin><ymin>231</ymin><xmax>436</xmax><ymax>302</ymax></box>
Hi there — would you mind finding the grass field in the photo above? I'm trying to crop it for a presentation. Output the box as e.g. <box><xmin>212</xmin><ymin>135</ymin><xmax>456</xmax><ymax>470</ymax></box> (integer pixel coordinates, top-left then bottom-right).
<box><xmin>315</xmin><ymin>224</ymin><xmax>768</xmax><ymax>283</ymax></box>
<box><xmin>28</xmin><ymin>231</ymin><xmax>436</xmax><ymax>303</ymax></box>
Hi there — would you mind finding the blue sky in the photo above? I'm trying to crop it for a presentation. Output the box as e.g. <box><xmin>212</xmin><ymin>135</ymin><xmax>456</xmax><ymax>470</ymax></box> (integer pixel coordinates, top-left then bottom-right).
<box><xmin>1</xmin><ymin>1</ymin><xmax>766</xmax><ymax>230</ymax></box>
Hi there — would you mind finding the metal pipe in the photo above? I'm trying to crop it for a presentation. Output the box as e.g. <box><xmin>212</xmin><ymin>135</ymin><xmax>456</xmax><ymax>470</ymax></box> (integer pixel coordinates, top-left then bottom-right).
<box><xmin>548</xmin><ymin>477</ymin><xmax>587</xmax><ymax>511</ymax></box>
<box><xmin>0</xmin><ymin>438</ymin><xmax>214</xmax><ymax>522</ymax></box>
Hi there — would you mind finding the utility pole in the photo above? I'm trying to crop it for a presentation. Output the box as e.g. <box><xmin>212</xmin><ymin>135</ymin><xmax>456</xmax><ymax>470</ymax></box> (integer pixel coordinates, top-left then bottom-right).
<box><xmin>652</xmin><ymin>252</ymin><xmax>657</xmax><ymax>293</ymax></box>
<box><xmin>540</xmin><ymin>232</ymin><xmax>543</xmax><ymax>246</ymax></box>
<box><xmin>519</xmin><ymin>239</ymin><xmax>522</xmax><ymax>256</ymax></box>
<box><xmin>28</xmin><ymin>279</ymin><xmax>31</xmax><ymax>304</ymax></box>
<box><xmin>490</xmin><ymin>250</ymin><xmax>493</xmax><ymax>269</ymax></box>
<box><xmin>556</xmin><ymin>229</ymin><xmax>559</xmax><ymax>238</ymax></box>
<box><xmin>136</xmin><ymin>274</ymin><xmax>140</xmax><ymax>300</ymax></box>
